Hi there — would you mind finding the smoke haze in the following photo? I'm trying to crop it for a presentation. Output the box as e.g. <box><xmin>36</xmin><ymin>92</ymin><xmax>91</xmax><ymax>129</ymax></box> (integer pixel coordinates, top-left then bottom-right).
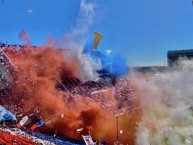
<box><xmin>134</xmin><ymin>60</ymin><xmax>193</xmax><ymax>145</ymax></box>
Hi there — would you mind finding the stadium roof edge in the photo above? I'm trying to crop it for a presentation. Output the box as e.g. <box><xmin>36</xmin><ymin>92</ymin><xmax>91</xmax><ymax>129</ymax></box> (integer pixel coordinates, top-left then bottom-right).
<box><xmin>167</xmin><ymin>49</ymin><xmax>193</xmax><ymax>55</ymax></box>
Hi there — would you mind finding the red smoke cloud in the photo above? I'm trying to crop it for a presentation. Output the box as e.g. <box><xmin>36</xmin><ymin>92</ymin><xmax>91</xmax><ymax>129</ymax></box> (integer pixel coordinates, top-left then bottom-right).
<box><xmin>1</xmin><ymin>45</ymin><xmax>141</xmax><ymax>144</ymax></box>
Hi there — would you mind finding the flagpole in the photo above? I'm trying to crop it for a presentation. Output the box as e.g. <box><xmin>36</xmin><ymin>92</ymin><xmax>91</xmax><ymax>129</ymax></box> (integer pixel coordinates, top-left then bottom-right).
<box><xmin>116</xmin><ymin>113</ymin><xmax>119</xmax><ymax>144</ymax></box>
<box><xmin>115</xmin><ymin>111</ymin><xmax>124</xmax><ymax>145</ymax></box>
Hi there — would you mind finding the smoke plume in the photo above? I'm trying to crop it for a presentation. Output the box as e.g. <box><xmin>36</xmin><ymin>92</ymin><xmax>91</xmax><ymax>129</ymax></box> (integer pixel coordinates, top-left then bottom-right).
<box><xmin>57</xmin><ymin>0</ymin><xmax>100</xmax><ymax>81</ymax></box>
<box><xmin>133</xmin><ymin>60</ymin><xmax>193</xmax><ymax>145</ymax></box>
<box><xmin>59</xmin><ymin>0</ymin><xmax>96</xmax><ymax>49</ymax></box>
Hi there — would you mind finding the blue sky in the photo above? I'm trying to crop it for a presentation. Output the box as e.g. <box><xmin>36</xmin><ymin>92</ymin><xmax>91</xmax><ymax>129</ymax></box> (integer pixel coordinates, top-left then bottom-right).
<box><xmin>0</xmin><ymin>0</ymin><xmax>193</xmax><ymax>66</ymax></box>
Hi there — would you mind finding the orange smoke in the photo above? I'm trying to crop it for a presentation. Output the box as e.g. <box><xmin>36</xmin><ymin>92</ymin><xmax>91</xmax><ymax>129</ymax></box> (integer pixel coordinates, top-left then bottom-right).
<box><xmin>1</xmin><ymin>45</ymin><xmax>141</xmax><ymax>144</ymax></box>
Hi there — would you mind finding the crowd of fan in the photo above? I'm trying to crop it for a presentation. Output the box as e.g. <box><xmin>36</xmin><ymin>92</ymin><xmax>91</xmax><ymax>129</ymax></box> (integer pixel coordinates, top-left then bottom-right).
<box><xmin>60</xmin><ymin>75</ymin><xmax>137</xmax><ymax>110</ymax></box>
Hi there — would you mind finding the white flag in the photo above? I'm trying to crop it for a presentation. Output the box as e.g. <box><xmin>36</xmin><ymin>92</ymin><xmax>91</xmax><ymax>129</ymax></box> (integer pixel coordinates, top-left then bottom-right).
<box><xmin>82</xmin><ymin>135</ymin><xmax>96</xmax><ymax>145</ymax></box>
<box><xmin>106</xmin><ymin>49</ymin><xmax>112</xmax><ymax>54</ymax></box>
<box><xmin>17</xmin><ymin>115</ymin><xmax>29</xmax><ymax>128</ymax></box>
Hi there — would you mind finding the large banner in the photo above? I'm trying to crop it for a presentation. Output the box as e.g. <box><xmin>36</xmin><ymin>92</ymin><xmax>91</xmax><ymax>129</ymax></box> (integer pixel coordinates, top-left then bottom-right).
<box><xmin>82</xmin><ymin>135</ymin><xmax>96</xmax><ymax>145</ymax></box>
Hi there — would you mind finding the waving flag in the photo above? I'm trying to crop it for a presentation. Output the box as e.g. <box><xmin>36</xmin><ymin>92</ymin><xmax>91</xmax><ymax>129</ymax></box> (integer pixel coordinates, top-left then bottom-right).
<box><xmin>82</xmin><ymin>135</ymin><xmax>96</xmax><ymax>145</ymax></box>
<box><xmin>30</xmin><ymin>120</ymin><xmax>44</xmax><ymax>131</ymax></box>
<box><xmin>17</xmin><ymin>115</ymin><xmax>29</xmax><ymax>128</ymax></box>
<box><xmin>93</xmin><ymin>32</ymin><xmax>103</xmax><ymax>50</ymax></box>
